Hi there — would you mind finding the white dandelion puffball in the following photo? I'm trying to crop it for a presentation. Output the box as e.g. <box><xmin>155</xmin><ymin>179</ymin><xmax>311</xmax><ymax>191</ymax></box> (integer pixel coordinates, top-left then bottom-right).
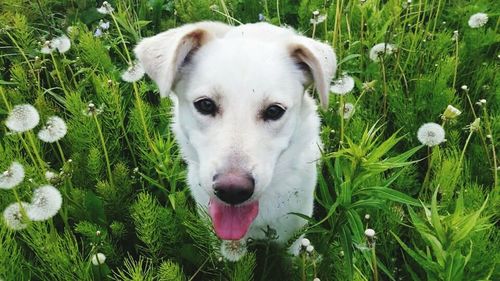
<box><xmin>3</xmin><ymin>202</ymin><xmax>30</xmax><ymax>230</ymax></box>
<box><xmin>121</xmin><ymin>62</ymin><xmax>145</xmax><ymax>83</ymax></box>
<box><xmin>97</xmin><ymin>1</ymin><xmax>114</xmax><ymax>14</ymax></box>
<box><xmin>310</xmin><ymin>14</ymin><xmax>327</xmax><ymax>25</ymax></box>
<box><xmin>44</xmin><ymin>171</ymin><xmax>57</xmax><ymax>181</ymax></box>
<box><xmin>417</xmin><ymin>123</ymin><xmax>445</xmax><ymax>147</ymax></box>
<box><xmin>369</xmin><ymin>43</ymin><xmax>396</xmax><ymax>62</ymax></box>
<box><xmin>5</xmin><ymin>104</ymin><xmax>40</xmax><ymax>133</ymax></box>
<box><xmin>301</xmin><ymin>238</ymin><xmax>311</xmax><ymax>247</ymax></box>
<box><xmin>99</xmin><ymin>20</ymin><xmax>110</xmax><ymax>30</ymax></box>
<box><xmin>27</xmin><ymin>185</ymin><xmax>63</xmax><ymax>221</ymax></box>
<box><xmin>94</xmin><ymin>28</ymin><xmax>103</xmax><ymax>38</ymax></box>
<box><xmin>52</xmin><ymin>35</ymin><xmax>71</xmax><ymax>54</ymax></box>
<box><xmin>37</xmin><ymin>116</ymin><xmax>68</xmax><ymax>143</ymax></box>
<box><xmin>468</xmin><ymin>13</ymin><xmax>488</xmax><ymax>28</ymax></box>
<box><xmin>0</xmin><ymin>161</ymin><xmax>25</xmax><ymax>189</ymax></box>
<box><xmin>40</xmin><ymin>40</ymin><xmax>55</xmax><ymax>54</ymax></box>
<box><xmin>306</xmin><ymin>245</ymin><xmax>314</xmax><ymax>253</ymax></box>
<box><xmin>91</xmin><ymin>253</ymin><xmax>107</xmax><ymax>265</ymax></box>
<box><xmin>365</xmin><ymin>228</ymin><xmax>376</xmax><ymax>238</ymax></box>
<box><xmin>221</xmin><ymin>240</ymin><xmax>247</xmax><ymax>262</ymax></box>
<box><xmin>330</xmin><ymin>74</ymin><xmax>355</xmax><ymax>95</ymax></box>
<box><xmin>341</xmin><ymin>103</ymin><xmax>355</xmax><ymax>119</ymax></box>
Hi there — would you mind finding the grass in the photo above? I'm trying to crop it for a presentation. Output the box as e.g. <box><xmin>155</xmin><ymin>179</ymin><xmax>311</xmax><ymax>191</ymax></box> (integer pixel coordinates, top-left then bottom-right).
<box><xmin>0</xmin><ymin>0</ymin><xmax>498</xmax><ymax>280</ymax></box>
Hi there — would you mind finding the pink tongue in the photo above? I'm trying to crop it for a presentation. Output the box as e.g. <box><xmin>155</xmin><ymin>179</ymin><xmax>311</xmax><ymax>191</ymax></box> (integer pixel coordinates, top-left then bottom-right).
<box><xmin>208</xmin><ymin>199</ymin><xmax>259</xmax><ymax>240</ymax></box>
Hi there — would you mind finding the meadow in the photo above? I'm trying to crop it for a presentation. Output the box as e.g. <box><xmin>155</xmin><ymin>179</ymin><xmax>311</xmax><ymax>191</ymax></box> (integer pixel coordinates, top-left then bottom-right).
<box><xmin>0</xmin><ymin>0</ymin><xmax>498</xmax><ymax>280</ymax></box>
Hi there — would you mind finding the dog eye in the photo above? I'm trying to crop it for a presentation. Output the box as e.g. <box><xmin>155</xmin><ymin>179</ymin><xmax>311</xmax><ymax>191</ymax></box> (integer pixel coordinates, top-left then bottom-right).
<box><xmin>263</xmin><ymin>104</ymin><xmax>286</xmax><ymax>121</ymax></box>
<box><xmin>194</xmin><ymin>98</ymin><xmax>218</xmax><ymax>116</ymax></box>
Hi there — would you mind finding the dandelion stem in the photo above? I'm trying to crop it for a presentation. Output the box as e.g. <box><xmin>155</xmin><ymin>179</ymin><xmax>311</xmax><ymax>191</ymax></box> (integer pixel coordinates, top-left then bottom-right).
<box><xmin>452</xmin><ymin>33</ymin><xmax>459</xmax><ymax>89</ymax></box>
<box><xmin>339</xmin><ymin>95</ymin><xmax>345</xmax><ymax>146</ymax></box>
<box><xmin>188</xmin><ymin>256</ymin><xmax>209</xmax><ymax>281</ymax></box>
<box><xmin>93</xmin><ymin>114</ymin><xmax>114</xmax><ymax>187</ymax></box>
<box><xmin>4</xmin><ymin>30</ymin><xmax>40</xmax><ymax>92</ymax></box>
<box><xmin>457</xmin><ymin>129</ymin><xmax>474</xmax><ymax>180</ymax></box>
<box><xmin>50</xmin><ymin>52</ymin><xmax>69</xmax><ymax>95</ymax></box>
<box><xmin>371</xmin><ymin>245</ymin><xmax>379</xmax><ymax>281</ymax></box>
<box><xmin>26</xmin><ymin>131</ymin><xmax>46</xmax><ymax>173</ymax></box>
<box><xmin>56</xmin><ymin>141</ymin><xmax>66</xmax><ymax>163</ymax></box>
<box><xmin>421</xmin><ymin>146</ymin><xmax>435</xmax><ymax>196</ymax></box>
<box><xmin>482</xmin><ymin>107</ymin><xmax>498</xmax><ymax>187</ymax></box>
<box><xmin>380</xmin><ymin>57</ymin><xmax>388</xmax><ymax>118</ymax></box>
<box><xmin>276</xmin><ymin>0</ymin><xmax>281</xmax><ymax>26</ymax></box>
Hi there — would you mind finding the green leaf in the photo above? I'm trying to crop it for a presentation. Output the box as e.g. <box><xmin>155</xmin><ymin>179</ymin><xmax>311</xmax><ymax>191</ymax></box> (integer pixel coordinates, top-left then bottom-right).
<box><xmin>431</xmin><ymin>187</ymin><xmax>445</xmax><ymax>242</ymax></box>
<box><xmin>339</xmin><ymin>225</ymin><xmax>353</xmax><ymax>280</ymax></box>
<box><xmin>391</xmin><ymin>231</ymin><xmax>441</xmax><ymax>273</ymax></box>
<box><xmin>355</xmin><ymin>186</ymin><xmax>420</xmax><ymax>206</ymax></box>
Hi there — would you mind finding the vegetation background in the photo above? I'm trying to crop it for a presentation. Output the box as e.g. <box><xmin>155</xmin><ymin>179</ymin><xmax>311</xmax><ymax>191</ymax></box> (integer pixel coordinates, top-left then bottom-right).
<box><xmin>0</xmin><ymin>0</ymin><xmax>498</xmax><ymax>280</ymax></box>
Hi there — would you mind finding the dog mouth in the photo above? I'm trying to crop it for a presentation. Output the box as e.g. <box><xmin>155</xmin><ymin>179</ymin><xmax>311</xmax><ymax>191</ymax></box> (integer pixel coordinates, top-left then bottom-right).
<box><xmin>208</xmin><ymin>198</ymin><xmax>259</xmax><ymax>240</ymax></box>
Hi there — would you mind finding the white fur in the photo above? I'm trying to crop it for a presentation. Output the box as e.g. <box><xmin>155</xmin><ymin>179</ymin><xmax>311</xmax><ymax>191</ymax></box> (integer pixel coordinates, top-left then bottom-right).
<box><xmin>134</xmin><ymin>22</ymin><xmax>336</xmax><ymax>253</ymax></box>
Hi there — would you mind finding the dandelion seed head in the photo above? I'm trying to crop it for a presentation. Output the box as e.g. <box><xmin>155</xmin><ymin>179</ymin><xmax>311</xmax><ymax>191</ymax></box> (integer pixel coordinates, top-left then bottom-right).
<box><xmin>41</xmin><ymin>40</ymin><xmax>55</xmax><ymax>54</ymax></box>
<box><xmin>5</xmin><ymin>104</ymin><xmax>40</xmax><ymax>133</ymax></box>
<box><xmin>0</xmin><ymin>162</ymin><xmax>24</xmax><ymax>189</ymax></box>
<box><xmin>312</xmin><ymin>10</ymin><xmax>320</xmax><ymax>16</ymax></box>
<box><xmin>44</xmin><ymin>171</ymin><xmax>57</xmax><ymax>182</ymax></box>
<box><xmin>27</xmin><ymin>185</ymin><xmax>62</xmax><ymax>221</ymax></box>
<box><xmin>306</xmin><ymin>245</ymin><xmax>314</xmax><ymax>253</ymax></box>
<box><xmin>417</xmin><ymin>123</ymin><xmax>445</xmax><ymax>147</ymax></box>
<box><xmin>479</xmin><ymin>99</ymin><xmax>486</xmax><ymax>104</ymax></box>
<box><xmin>364</xmin><ymin>214</ymin><xmax>371</xmax><ymax>220</ymax></box>
<box><xmin>461</xmin><ymin>85</ymin><xmax>468</xmax><ymax>91</ymax></box>
<box><xmin>330</xmin><ymin>74</ymin><xmax>355</xmax><ymax>95</ymax></box>
<box><xmin>468</xmin><ymin>118</ymin><xmax>481</xmax><ymax>132</ymax></box>
<box><xmin>364</xmin><ymin>228</ymin><xmax>375</xmax><ymax>238</ymax></box>
<box><xmin>310</xmin><ymin>14</ymin><xmax>327</xmax><ymax>25</ymax></box>
<box><xmin>3</xmin><ymin>202</ymin><xmax>29</xmax><ymax>230</ymax></box>
<box><xmin>221</xmin><ymin>240</ymin><xmax>247</xmax><ymax>262</ymax></box>
<box><xmin>468</xmin><ymin>13</ymin><xmax>488</xmax><ymax>28</ymax></box>
<box><xmin>121</xmin><ymin>62</ymin><xmax>145</xmax><ymax>83</ymax></box>
<box><xmin>52</xmin><ymin>35</ymin><xmax>71</xmax><ymax>53</ymax></box>
<box><xmin>341</xmin><ymin>103</ymin><xmax>355</xmax><ymax>119</ymax></box>
<box><xmin>313</xmin><ymin>278</ymin><xmax>320</xmax><ymax>281</ymax></box>
<box><xmin>301</xmin><ymin>238</ymin><xmax>311</xmax><ymax>247</ymax></box>
<box><xmin>91</xmin><ymin>253</ymin><xmax>106</xmax><ymax>265</ymax></box>
<box><xmin>369</xmin><ymin>43</ymin><xmax>396</xmax><ymax>62</ymax></box>
<box><xmin>97</xmin><ymin>1</ymin><xmax>114</xmax><ymax>14</ymax></box>
<box><xmin>84</xmin><ymin>102</ymin><xmax>104</xmax><ymax>116</ymax></box>
<box><xmin>37</xmin><ymin>116</ymin><xmax>68</xmax><ymax>143</ymax></box>
<box><xmin>209</xmin><ymin>4</ymin><xmax>219</xmax><ymax>11</ymax></box>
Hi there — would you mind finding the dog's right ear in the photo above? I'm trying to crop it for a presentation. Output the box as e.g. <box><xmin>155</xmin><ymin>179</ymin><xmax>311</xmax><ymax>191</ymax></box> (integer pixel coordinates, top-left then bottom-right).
<box><xmin>134</xmin><ymin>22</ymin><xmax>231</xmax><ymax>97</ymax></box>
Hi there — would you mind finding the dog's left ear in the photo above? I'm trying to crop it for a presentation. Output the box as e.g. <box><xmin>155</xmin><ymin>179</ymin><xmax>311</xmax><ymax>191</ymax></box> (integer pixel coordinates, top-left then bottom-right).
<box><xmin>134</xmin><ymin>21</ymin><xmax>231</xmax><ymax>97</ymax></box>
<box><xmin>287</xmin><ymin>38</ymin><xmax>336</xmax><ymax>109</ymax></box>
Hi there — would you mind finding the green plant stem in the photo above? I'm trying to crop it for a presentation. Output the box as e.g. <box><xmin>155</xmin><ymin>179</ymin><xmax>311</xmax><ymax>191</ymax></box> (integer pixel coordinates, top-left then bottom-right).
<box><xmin>26</xmin><ymin>131</ymin><xmax>46</xmax><ymax>174</ymax></box>
<box><xmin>110</xmin><ymin>12</ymin><xmax>159</xmax><ymax>156</ymax></box>
<box><xmin>452</xmin><ymin>34</ymin><xmax>459</xmax><ymax>89</ymax></box>
<box><xmin>371</xmin><ymin>245</ymin><xmax>379</xmax><ymax>281</ymax></box>
<box><xmin>93</xmin><ymin>114</ymin><xmax>114</xmax><ymax>187</ymax></box>
<box><xmin>457</xmin><ymin>129</ymin><xmax>475</xmax><ymax>179</ymax></box>
<box><xmin>276</xmin><ymin>0</ymin><xmax>281</xmax><ymax>26</ymax></box>
<box><xmin>421</xmin><ymin>146</ymin><xmax>434</xmax><ymax>196</ymax></box>
<box><xmin>5</xmin><ymin>30</ymin><xmax>40</xmax><ymax>92</ymax></box>
<box><xmin>56</xmin><ymin>141</ymin><xmax>66</xmax><ymax>163</ymax></box>
<box><xmin>188</xmin><ymin>256</ymin><xmax>209</xmax><ymax>281</ymax></box>
<box><xmin>380</xmin><ymin>57</ymin><xmax>388</xmax><ymax>118</ymax></box>
<box><xmin>50</xmin><ymin>53</ymin><xmax>69</xmax><ymax>95</ymax></box>
<box><xmin>340</xmin><ymin>95</ymin><xmax>345</xmax><ymax>146</ymax></box>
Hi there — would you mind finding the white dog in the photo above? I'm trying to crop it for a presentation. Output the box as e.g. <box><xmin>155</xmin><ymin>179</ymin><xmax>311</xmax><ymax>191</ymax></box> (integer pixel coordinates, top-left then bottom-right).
<box><xmin>134</xmin><ymin>21</ymin><xmax>336</xmax><ymax>254</ymax></box>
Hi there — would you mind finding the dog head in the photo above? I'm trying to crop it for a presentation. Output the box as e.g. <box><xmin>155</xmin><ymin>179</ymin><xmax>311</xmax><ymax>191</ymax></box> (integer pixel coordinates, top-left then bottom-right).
<box><xmin>135</xmin><ymin>22</ymin><xmax>336</xmax><ymax>240</ymax></box>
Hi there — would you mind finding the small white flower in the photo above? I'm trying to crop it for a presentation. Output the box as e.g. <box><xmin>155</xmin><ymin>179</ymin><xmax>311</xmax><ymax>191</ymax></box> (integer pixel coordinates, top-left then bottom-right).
<box><xmin>121</xmin><ymin>62</ymin><xmax>145</xmax><ymax>83</ymax></box>
<box><xmin>330</xmin><ymin>75</ymin><xmax>355</xmax><ymax>95</ymax></box>
<box><xmin>364</xmin><ymin>228</ymin><xmax>376</xmax><ymax>238</ymax></box>
<box><xmin>461</xmin><ymin>85</ymin><xmax>468</xmax><ymax>91</ymax></box>
<box><xmin>0</xmin><ymin>161</ymin><xmax>25</xmax><ymax>189</ymax></box>
<box><xmin>37</xmin><ymin>116</ymin><xmax>68</xmax><ymax>143</ymax></box>
<box><xmin>44</xmin><ymin>171</ymin><xmax>57</xmax><ymax>181</ymax></box>
<box><xmin>301</xmin><ymin>238</ymin><xmax>311</xmax><ymax>247</ymax></box>
<box><xmin>313</xmin><ymin>278</ymin><xmax>320</xmax><ymax>281</ymax></box>
<box><xmin>97</xmin><ymin>1</ymin><xmax>114</xmax><ymax>14</ymax></box>
<box><xmin>340</xmin><ymin>103</ymin><xmax>355</xmax><ymax>119</ymax></box>
<box><xmin>417</xmin><ymin>123</ymin><xmax>445</xmax><ymax>147</ymax></box>
<box><xmin>5</xmin><ymin>104</ymin><xmax>40</xmax><ymax>133</ymax></box>
<box><xmin>41</xmin><ymin>40</ymin><xmax>55</xmax><ymax>54</ymax></box>
<box><xmin>84</xmin><ymin>102</ymin><xmax>104</xmax><ymax>116</ymax></box>
<box><xmin>452</xmin><ymin>30</ymin><xmax>459</xmax><ymax>41</ymax></box>
<box><xmin>94</xmin><ymin>28</ymin><xmax>103</xmax><ymax>37</ymax></box>
<box><xmin>306</xmin><ymin>245</ymin><xmax>314</xmax><ymax>253</ymax></box>
<box><xmin>221</xmin><ymin>240</ymin><xmax>247</xmax><ymax>262</ymax></box>
<box><xmin>468</xmin><ymin>13</ymin><xmax>488</xmax><ymax>28</ymax></box>
<box><xmin>91</xmin><ymin>253</ymin><xmax>106</xmax><ymax>265</ymax></box>
<box><xmin>441</xmin><ymin>105</ymin><xmax>462</xmax><ymax>120</ymax></box>
<box><xmin>3</xmin><ymin>202</ymin><xmax>30</xmax><ymax>230</ymax></box>
<box><xmin>99</xmin><ymin>20</ymin><xmax>110</xmax><ymax>30</ymax></box>
<box><xmin>364</xmin><ymin>214</ymin><xmax>370</xmax><ymax>220</ymax></box>
<box><xmin>52</xmin><ymin>35</ymin><xmax>71</xmax><ymax>53</ymax></box>
<box><xmin>339</xmin><ymin>250</ymin><xmax>344</xmax><ymax>256</ymax></box>
<box><xmin>486</xmin><ymin>134</ymin><xmax>492</xmax><ymax>139</ymax></box>
<box><xmin>369</xmin><ymin>43</ymin><xmax>396</xmax><ymax>62</ymax></box>
<box><xmin>27</xmin><ymin>185</ymin><xmax>62</xmax><ymax>221</ymax></box>
<box><xmin>479</xmin><ymin>99</ymin><xmax>487</xmax><ymax>104</ymax></box>
<box><xmin>312</xmin><ymin>10</ymin><xmax>320</xmax><ymax>16</ymax></box>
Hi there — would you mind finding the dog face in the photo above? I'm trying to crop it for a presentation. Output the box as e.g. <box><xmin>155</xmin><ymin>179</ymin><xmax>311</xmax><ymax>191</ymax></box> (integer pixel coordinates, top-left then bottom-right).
<box><xmin>135</xmin><ymin>22</ymin><xmax>336</xmax><ymax>240</ymax></box>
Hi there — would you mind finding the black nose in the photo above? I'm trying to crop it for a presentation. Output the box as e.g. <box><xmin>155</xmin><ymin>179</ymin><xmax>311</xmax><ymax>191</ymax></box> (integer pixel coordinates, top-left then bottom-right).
<box><xmin>213</xmin><ymin>172</ymin><xmax>255</xmax><ymax>205</ymax></box>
